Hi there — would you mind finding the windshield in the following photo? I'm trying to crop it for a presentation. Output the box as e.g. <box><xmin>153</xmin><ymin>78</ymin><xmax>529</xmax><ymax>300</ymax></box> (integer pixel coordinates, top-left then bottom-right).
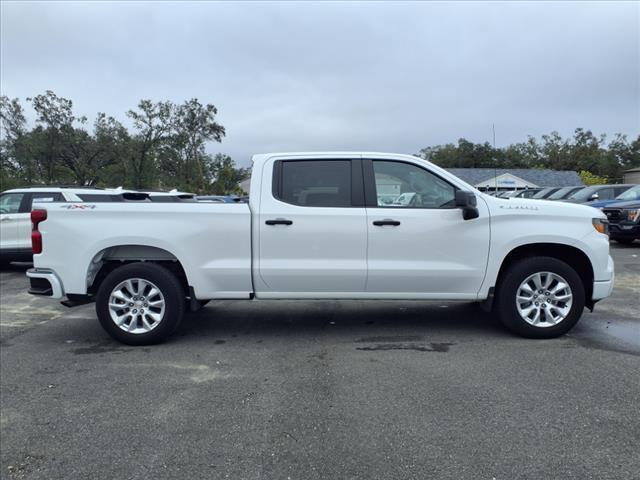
<box><xmin>616</xmin><ymin>185</ymin><xmax>640</xmax><ymax>201</ymax></box>
<box><xmin>548</xmin><ymin>186</ymin><xmax>581</xmax><ymax>199</ymax></box>
<box><xmin>568</xmin><ymin>186</ymin><xmax>599</xmax><ymax>201</ymax></box>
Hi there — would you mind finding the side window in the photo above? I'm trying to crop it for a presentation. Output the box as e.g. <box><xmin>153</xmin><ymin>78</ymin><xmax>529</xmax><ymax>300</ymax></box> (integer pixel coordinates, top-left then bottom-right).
<box><xmin>0</xmin><ymin>193</ymin><xmax>24</xmax><ymax>214</ymax></box>
<box><xmin>600</xmin><ymin>188</ymin><xmax>614</xmax><ymax>200</ymax></box>
<box><xmin>372</xmin><ymin>161</ymin><xmax>456</xmax><ymax>208</ymax></box>
<box><xmin>30</xmin><ymin>192</ymin><xmax>64</xmax><ymax>209</ymax></box>
<box><xmin>277</xmin><ymin>160</ymin><xmax>352</xmax><ymax>207</ymax></box>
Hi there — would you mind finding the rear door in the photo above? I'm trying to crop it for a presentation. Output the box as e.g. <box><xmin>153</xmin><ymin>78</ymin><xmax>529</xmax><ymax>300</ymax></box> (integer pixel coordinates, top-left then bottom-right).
<box><xmin>256</xmin><ymin>158</ymin><xmax>368</xmax><ymax>295</ymax></box>
<box><xmin>364</xmin><ymin>158</ymin><xmax>491</xmax><ymax>298</ymax></box>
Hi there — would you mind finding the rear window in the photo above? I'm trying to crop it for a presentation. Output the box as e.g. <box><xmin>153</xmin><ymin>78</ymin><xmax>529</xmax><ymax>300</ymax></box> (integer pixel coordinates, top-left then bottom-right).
<box><xmin>275</xmin><ymin>160</ymin><xmax>352</xmax><ymax>207</ymax></box>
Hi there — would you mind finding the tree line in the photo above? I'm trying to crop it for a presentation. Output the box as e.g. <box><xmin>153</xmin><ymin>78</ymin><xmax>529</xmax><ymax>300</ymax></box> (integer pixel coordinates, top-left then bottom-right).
<box><xmin>2</xmin><ymin>91</ymin><xmax>639</xmax><ymax>193</ymax></box>
<box><xmin>0</xmin><ymin>91</ymin><xmax>249</xmax><ymax>194</ymax></box>
<box><xmin>418</xmin><ymin>130</ymin><xmax>639</xmax><ymax>183</ymax></box>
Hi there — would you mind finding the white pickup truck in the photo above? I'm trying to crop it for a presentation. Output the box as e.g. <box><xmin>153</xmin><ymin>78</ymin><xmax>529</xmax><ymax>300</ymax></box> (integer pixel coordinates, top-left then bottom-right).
<box><xmin>26</xmin><ymin>152</ymin><xmax>614</xmax><ymax>344</ymax></box>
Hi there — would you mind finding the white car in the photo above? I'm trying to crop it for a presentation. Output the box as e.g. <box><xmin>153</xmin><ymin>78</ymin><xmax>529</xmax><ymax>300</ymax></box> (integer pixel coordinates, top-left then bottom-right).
<box><xmin>0</xmin><ymin>187</ymin><xmax>195</xmax><ymax>263</ymax></box>
<box><xmin>0</xmin><ymin>186</ymin><xmax>123</xmax><ymax>264</ymax></box>
<box><xmin>26</xmin><ymin>152</ymin><xmax>614</xmax><ymax>344</ymax></box>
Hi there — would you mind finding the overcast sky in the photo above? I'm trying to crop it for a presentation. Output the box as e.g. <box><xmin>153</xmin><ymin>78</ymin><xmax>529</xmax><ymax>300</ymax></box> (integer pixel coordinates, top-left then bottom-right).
<box><xmin>1</xmin><ymin>1</ymin><xmax>638</xmax><ymax>166</ymax></box>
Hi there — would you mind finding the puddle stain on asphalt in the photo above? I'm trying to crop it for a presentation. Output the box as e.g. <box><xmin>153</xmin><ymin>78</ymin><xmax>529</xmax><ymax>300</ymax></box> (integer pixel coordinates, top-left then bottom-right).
<box><xmin>357</xmin><ymin>342</ymin><xmax>455</xmax><ymax>352</ymax></box>
<box><xmin>356</xmin><ymin>335</ymin><xmax>424</xmax><ymax>343</ymax></box>
<box><xmin>71</xmin><ymin>342</ymin><xmax>139</xmax><ymax>355</ymax></box>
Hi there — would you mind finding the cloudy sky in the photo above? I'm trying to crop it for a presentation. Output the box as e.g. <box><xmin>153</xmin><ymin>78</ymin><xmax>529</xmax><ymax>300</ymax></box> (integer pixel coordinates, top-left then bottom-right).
<box><xmin>1</xmin><ymin>1</ymin><xmax>638</xmax><ymax>166</ymax></box>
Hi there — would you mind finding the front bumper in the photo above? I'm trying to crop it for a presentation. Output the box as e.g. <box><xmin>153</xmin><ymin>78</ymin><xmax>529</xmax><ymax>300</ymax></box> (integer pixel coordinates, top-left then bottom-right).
<box><xmin>592</xmin><ymin>254</ymin><xmax>615</xmax><ymax>301</ymax></box>
<box><xmin>26</xmin><ymin>268</ymin><xmax>64</xmax><ymax>299</ymax></box>
<box><xmin>609</xmin><ymin>223</ymin><xmax>640</xmax><ymax>240</ymax></box>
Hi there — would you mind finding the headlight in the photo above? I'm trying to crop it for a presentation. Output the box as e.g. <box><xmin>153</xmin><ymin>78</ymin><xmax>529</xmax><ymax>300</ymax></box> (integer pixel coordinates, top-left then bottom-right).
<box><xmin>592</xmin><ymin>218</ymin><xmax>609</xmax><ymax>235</ymax></box>
<box><xmin>623</xmin><ymin>208</ymin><xmax>640</xmax><ymax>223</ymax></box>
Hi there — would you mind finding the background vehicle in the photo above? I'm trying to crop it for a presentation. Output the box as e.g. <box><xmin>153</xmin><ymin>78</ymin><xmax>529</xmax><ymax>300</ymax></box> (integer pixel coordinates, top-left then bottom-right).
<box><xmin>196</xmin><ymin>195</ymin><xmax>237</xmax><ymax>203</ymax></box>
<box><xmin>589</xmin><ymin>185</ymin><xmax>640</xmax><ymax>209</ymax></box>
<box><xmin>546</xmin><ymin>186</ymin><xmax>585</xmax><ymax>201</ymax></box>
<box><xmin>26</xmin><ymin>152</ymin><xmax>614</xmax><ymax>345</ymax></box>
<box><xmin>1</xmin><ymin>186</ymin><xmax>118</xmax><ymax>263</ymax></box>
<box><xmin>602</xmin><ymin>200</ymin><xmax>640</xmax><ymax>244</ymax></box>
<box><xmin>0</xmin><ymin>187</ymin><xmax>193</xmax><ymax>263</ymax></box>
<box><xmin>510</xmin><ymin>189</ymin><xmax>542</xmax><ymax>198</ymax></box>
<box><xmin>562</xmin><ymin>184</ymin><xmax>635</xmax><ymax>204</ymax></box>
<box><xmin>530</xmin><ymin>187</ymin><xmax>563</xmax><ymax>199</ymax></box>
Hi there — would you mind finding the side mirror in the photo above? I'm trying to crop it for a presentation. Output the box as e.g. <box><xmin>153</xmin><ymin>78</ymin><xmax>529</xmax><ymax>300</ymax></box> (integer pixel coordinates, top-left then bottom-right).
<box><xmin>455</xmin><ymin>190</ymin><xmax>479</xmax><ymax>220</ymax></box>
<box><xmin>589</xmin><ymin>192</ymin><xmax>599</xmax><ymax>201</ymax></box>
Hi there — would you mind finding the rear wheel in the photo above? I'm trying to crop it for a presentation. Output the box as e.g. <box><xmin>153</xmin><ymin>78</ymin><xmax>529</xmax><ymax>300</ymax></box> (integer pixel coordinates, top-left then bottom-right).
<box><xmin>496</xmin><ymin>257</ymin><xmax>585</xmax><ymax>338</ymax></box>
<box><xmin>96</xmin><ymin>262</ymin><xmax>185</xmax><ymax>345</ymax></box>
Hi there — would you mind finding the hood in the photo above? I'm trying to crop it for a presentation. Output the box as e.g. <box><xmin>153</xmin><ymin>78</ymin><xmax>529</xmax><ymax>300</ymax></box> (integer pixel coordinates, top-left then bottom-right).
<box><xmin>601</xmin><ymin>200</ymin><xmax>640</xmax><ymax>210</ymax></box>
<box><xmin>588</xmin><ymin>199</ymin><xmax>622</xmax><ymax>208</ymax></box>
<box><xmin>481</xmin><ymin>194</ymin><xmax>605</xmax><ymax>219</ymax></box>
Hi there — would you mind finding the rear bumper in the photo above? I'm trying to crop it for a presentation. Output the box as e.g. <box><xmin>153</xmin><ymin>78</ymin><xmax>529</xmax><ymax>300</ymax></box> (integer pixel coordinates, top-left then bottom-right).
<box><xmin>26</xmin><ymin>268</ymin><xmax>64</xmax><ymax>299</ymax></box>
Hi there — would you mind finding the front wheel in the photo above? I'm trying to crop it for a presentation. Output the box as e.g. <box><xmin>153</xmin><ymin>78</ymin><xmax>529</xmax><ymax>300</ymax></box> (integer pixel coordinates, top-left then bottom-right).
<box><xmin>496</xmin><ymin>257</ymin><xmax>585</xmax><ymax>338</ymax></box>
<box><xmin>96</xmin><ymin>262</ymin><xmax>185</xmax><ymax>345</ymax></box>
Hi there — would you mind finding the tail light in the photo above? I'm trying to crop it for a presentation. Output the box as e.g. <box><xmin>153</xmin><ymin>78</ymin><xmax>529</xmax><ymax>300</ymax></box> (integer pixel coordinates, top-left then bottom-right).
<box><xmin>31</xmin><ymin>209</ymin><xmax>47</xmax><ymax>254</ymax></box>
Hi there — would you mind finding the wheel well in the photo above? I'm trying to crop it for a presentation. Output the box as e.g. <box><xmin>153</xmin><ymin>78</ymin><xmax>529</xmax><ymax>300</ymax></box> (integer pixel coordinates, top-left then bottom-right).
<box><xmin>87</xmin><ymin>245</ymin><xmax>189</xmax><ymax>295</ymax></box>
<box><xmin>496</xmin><ymin>243</ymin><xmax>594</xmax><ymax>303</ymax></box>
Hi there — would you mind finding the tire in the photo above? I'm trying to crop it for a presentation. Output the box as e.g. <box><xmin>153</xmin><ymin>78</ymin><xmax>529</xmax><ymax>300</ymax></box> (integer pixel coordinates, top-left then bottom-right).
<box><xmin>496</xmin><ymin>256</ymin><xmax>585</xmax><ymax>339</ymax></box>
<box><xmin>96</xmin><ymin>262</ymin><xmax>185</xmax><ymax>345</ymax></box>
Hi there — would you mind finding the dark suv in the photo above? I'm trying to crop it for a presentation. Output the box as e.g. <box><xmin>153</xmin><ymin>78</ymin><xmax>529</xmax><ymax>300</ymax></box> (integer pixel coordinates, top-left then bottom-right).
<box><xmin>602</xmin><ymin>200</ymin><xmax>640</xmax><ymax>245</ymax></box>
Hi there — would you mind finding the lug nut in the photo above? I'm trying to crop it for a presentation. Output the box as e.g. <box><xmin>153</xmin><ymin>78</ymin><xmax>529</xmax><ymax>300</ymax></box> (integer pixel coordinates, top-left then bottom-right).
<box><xmin>144</xmin><ymin>303</ymin><xmax>148</xmax><ymax>307</ymax></box>
<box><xmin>140</xmin><ymin>309</ymin><xmax>144</xmax><ymax>313</ymax></box>
<box><xmin>132</xmin><ymin>309</ymin><xmax>137</xmax><ymax>313</ymax></box>
<box><xmin>129</xmin><ymin>303</ymin><xmax>134</xmax><ymax>307</ymax></box>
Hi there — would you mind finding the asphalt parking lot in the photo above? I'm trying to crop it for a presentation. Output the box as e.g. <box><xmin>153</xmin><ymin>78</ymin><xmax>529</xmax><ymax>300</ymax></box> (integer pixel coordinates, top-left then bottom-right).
<box><xmin>1</xmin><ymin>244</ymin><xmax>639</xmax><ymax>480</ymax></box>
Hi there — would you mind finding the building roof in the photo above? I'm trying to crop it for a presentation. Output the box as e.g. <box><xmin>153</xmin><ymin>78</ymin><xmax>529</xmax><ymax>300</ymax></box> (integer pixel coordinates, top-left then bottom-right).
<box><xmin>445</xmin><ymin>168</ymin><xmax>583</xmax><ymax>188</ymax></box>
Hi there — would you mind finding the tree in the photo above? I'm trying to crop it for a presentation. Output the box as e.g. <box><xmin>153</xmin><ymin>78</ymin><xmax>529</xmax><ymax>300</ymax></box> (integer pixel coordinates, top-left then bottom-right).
<box><xmin>0</xmin><ymin>96</ymin><xmax>30</xmax><ymax>187</ymax></box>
<box><xmin>126</xmin><ymin>100</ymin><xmax>175</xmax><ymax>188</ymax></box>
<box><xmin>28</xmin><ymin>90</ymin><xmax>78</xmax><ymax>183</ymax></box>
<box><xmin>158</xmin><ymin>98</ymin><xmax>225</xmax><ymax>191</ymax></box>
<box><xmin>208</xmin><ymin>154</ymin><xmax>249</xmax><ymax>194</ymax></box>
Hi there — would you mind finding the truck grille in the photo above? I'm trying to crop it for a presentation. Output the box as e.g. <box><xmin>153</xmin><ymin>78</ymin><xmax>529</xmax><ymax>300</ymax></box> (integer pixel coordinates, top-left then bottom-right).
<box><xmin>602</xmin><ymin>208</ymin><xmax>621</xmax><ymax>222</ymax></box>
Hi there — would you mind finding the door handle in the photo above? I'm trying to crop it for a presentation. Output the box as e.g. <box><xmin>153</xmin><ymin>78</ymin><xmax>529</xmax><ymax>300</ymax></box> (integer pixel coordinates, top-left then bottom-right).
<box><xmin>373</xmin><ymin>219</ymin><xmax>401</xmax><ymax>227</ymax></box>
<box><xmin>265</xmin><ymin>219</ymin><xmax>293</xmax><ymax>226</ymax></box>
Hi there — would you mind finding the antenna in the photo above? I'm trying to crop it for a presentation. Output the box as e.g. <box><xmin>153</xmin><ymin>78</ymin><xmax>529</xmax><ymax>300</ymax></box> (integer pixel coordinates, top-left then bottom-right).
<box><xmin>493</xmin><ymin>123</ymin><xmax>498</xmax><ymax>192</ymax></box>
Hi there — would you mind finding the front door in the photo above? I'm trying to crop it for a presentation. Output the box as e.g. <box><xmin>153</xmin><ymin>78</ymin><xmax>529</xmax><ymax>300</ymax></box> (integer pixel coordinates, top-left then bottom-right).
<box><xmin>364</xmin><ymin>159</ymin><xmax>490</xmax><ymax>299</ymax></box>
<box><xmin>0</xmin><ymin>193</ymin><xmax>27</xmax><ymax>251</ymax></box>
<box><xmin>257</xmin><ymin>158</ymin><xmax>367</xmax><ymax>295</ymax></box>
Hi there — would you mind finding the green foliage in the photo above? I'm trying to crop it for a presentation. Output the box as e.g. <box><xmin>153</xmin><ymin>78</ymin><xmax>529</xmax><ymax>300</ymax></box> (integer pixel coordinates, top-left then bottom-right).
<box><xmin>418</xmin><ymin>129</ymin><xmax>640</xmax><ymax>183</ymax></box>
<box><xmin>1</xmin><ymin>92</ymin><xmax>248</xmax><ymax>194</ymax></box>
<box><xmin>579</xmin><ymin>170</ymin><xmax>608</xmax><ymax>185</ymax></box>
